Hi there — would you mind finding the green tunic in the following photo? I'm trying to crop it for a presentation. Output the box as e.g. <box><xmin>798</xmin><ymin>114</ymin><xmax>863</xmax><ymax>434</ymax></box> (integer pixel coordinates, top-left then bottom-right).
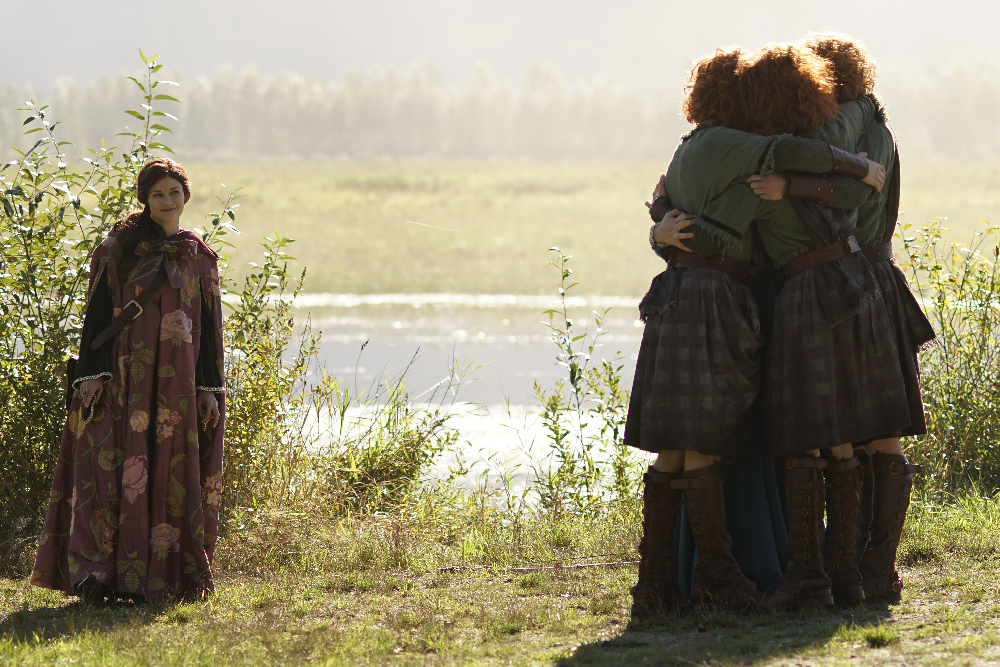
<box><xmin>853</xmin><ymin>122</ymin><xmax>896</xmax><ymax>247</ymax></box>
<box><xmin>689</xmin><ymin>97</ymin><xmax>881</xmax><ymax>265</ymax></box>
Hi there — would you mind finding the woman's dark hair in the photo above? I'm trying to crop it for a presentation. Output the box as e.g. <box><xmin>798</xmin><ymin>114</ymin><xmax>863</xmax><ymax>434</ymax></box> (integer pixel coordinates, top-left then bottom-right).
<box><xmin>741</xmin><ymin>44</ymin><xmax>839</xmax><ymax>136</ymax></box>
<box><xmin>803</xmin><ymin>33</ymin><xmax>876</xmax><ymax>103</ymax></box>
<box><xmin>111</xmin><ymin>158</ymin><xmax>191</xmax><ymax>278</ymax></box>
<box><xmin>683</xmin><ymin>48</ymin><xmax>751</xmax><ymax>131</ymax></box>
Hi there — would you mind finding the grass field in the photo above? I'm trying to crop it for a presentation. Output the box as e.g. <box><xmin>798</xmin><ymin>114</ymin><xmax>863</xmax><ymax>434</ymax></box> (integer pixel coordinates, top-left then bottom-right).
<box><xmin>178</xmin><ymin>161</ymin><xmax>1000</xmax><ymax>296</ymax></box>
<box><xmin>3</xmin><ymin>492</ymin><xmax>1000</xmax><ymax>666</ymax></box>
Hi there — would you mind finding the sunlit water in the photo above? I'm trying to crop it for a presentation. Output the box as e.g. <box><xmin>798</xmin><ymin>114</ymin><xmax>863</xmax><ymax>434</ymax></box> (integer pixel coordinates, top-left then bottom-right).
<box><xmin>290</xmin><ymin>292</ymin><xmax>650</xmax><ymax>482</ymax></box>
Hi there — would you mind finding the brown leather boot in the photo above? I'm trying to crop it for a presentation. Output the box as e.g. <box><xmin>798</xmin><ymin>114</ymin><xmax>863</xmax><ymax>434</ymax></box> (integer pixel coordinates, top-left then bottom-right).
<box><xmin>630</xmin><ymin>467</ymin><xmax>682</xmax><ymax>618</ymax></box>
<box><xmin>764</xmin><ymin>456</ymin><xmax>833</xmax><ymax>607</ymax></box>
<box><xmin>671</xmin><ymin>464</ymin><xmax>762</xmax><ymax>608</ymax></box>
<box><xmin>824</xmin><ymin>456</ymin><xmax>865</xmax><ymax>606</ymax></box>
<box><xmin>855</xmin><ymin>449</ymin><xmax>875</xmax><ymax>566</ymax></box>
<box><xmin>859</xmin><ymin>453</ymin><xmax>921</xmax><ymax>603</ymax></box>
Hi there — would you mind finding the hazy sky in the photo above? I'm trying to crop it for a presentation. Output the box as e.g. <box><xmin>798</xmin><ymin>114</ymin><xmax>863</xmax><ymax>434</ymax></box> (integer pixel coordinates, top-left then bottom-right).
<box><xmin>6</xmin><ymin>0</ymin><xmax>999</xmax><ymax>91</ymax></box>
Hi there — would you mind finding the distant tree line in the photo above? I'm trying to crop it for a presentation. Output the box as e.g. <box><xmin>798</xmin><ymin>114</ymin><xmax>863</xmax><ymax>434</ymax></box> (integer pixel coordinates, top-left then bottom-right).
<box><xmin>2</xmin><ymin>60</ymin><xmax>998</xmax><ymax>162</ymax></box>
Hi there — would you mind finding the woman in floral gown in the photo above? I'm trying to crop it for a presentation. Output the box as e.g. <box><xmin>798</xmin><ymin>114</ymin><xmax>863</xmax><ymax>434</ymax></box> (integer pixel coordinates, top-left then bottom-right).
<box><xmin>32</xmin><ymin>158</ymin><xmax>226</xmax><ymax>604</ymax></box>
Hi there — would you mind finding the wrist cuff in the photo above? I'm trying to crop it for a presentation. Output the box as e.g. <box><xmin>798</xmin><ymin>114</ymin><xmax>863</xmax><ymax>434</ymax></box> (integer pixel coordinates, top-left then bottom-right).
<box><xmin>829</xmin><ymin>147</ymin><xmax>871</xmax><ymax>179</ymax></box>
<box><xmin>72</xmin><ymin>372</ymin><xmax>112</xmax><ymax>391</ymax></box>
<box><xmin>786</xmin><ymin>173</ymin><xmax>837</xmax><ymax>205</ymax></box>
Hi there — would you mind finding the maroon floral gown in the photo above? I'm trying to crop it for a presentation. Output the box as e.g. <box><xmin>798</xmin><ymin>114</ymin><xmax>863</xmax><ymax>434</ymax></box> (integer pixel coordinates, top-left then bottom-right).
<box><xmin>32</xmin><ymin>229</ymin><xmax>226</xmax><ymax>601</ymax></box>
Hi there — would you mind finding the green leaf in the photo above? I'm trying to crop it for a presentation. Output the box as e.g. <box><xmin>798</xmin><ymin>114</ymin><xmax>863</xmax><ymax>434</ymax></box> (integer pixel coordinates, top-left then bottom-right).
<box><xmin>125</xmin><ymin>110</ymin><xmax>145</xmax><ymax>120</ymax></box>
<box><xmin>166</xmin><ymin>475</ymin><xmax>186</xmax><ymax>517</ymax></box>
<box><xmin>153</xmin><ymin>94</ymin><xmax>179</xmax><ymax>103</ymax></box>
<box><xmin>149</xmin><ymin>124</ymin><xmax>173</xmax><ymax>133</ymax></box>
<box><xmin>149</xmin><ymin>143</ymin><xmax>175</xmax><ymax>154</ymax></box>
<box><xmin>127</xmin><ymin>77</ymin><xmax>146</xmax><ymax>93</ymax></box>
<box><xmin>22</xmin><ymin>116</ymin><xmax>36</xmax><ymax>126</ymax></box>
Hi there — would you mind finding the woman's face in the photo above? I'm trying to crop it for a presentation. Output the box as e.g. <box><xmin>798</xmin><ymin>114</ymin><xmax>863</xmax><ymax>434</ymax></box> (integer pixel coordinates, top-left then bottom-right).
<box><xmin>146</xmin><ymin>176</ymin><xmax>186</xmax><ymax>230</ymax></box>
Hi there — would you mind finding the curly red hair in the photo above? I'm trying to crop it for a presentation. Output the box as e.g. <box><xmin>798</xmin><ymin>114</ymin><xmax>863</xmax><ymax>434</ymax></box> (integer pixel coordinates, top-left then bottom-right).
<box><xmin>741</xmin><ymin>44</ymin><xmax>839</xmax><ymax>136</ymax></box>
<box><xmin>683</xmin><ymin>49</ymin><xmax>751</xmax><ymax>131</ymax></box>
<box><xmin>803</xmin><ymin>33</ymin><xmax>876</xmax><ymax>103</ymax></box>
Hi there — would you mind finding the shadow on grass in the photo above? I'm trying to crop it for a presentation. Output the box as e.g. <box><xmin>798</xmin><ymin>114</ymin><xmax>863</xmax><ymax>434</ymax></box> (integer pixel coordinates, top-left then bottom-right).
<box><xmin>557</xmin><ymin>602</ymin><xmax>895</xmax><ymax>666</ymax></box>
<box><xmin>0</xmin><ymin>597</ymin><xmax>186</xmax><ymax>645</ymax></box>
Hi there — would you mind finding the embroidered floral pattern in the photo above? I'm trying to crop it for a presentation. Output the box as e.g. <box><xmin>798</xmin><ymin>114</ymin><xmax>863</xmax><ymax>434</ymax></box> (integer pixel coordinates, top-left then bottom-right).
<box><xmin>122</xmin><ymin>456</ymin><xmax>148</xmax><ymax>504</ymax></box>
<box><xmin>150</xmin><ymin>523</ymin><xmax>181</xmax><ymax>559</ymax></box>
<box><xmin>156</xmin><ymin>408</ymin><xmax>182</xmax><ymax>442</ymax></box>
<box><xmin>130</xmin><ymin>410</ymin><xmax>149</xmax><ymax>432</ymax></box>
<box><xmin>202</xmin><ymin>471</ymin><xmax>223</xmax><ymax>509</ymax></box>
<box><xmin>33</xmin><ymin>230</ymin><xmax>226</xmax><ymax>602</ymax></box>
<box><xmin>160</xmin><ymin>309</ymin><xmax>193</xmax><ymax>346</ymax></box>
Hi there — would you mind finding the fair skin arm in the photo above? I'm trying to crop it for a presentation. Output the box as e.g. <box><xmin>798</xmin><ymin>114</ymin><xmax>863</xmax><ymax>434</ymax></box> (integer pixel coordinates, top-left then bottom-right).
<box><xmin>746</xmin><ymin>152</ymin><xmax>886</xmax><ymax>200</ymax></box>
<box><xmin>644</xmin><ymin>174</ymin><xmax>696</xmax><ymax>251</ymax></box>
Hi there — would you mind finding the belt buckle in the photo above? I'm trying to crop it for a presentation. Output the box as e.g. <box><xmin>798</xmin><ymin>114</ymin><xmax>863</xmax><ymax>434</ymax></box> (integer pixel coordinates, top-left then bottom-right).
<box><xmin>843</xmin><ymin>236</ymin><xmax>860</xmax><ymax>254</ymax></box>
<box><xmin>123</xmin><ymin>300</ymin><xmax>144</xmax><ymax>321</ymax></box>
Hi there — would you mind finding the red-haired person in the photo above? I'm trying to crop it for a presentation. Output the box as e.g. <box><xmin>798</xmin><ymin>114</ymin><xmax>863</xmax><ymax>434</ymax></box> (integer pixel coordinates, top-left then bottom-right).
<box><xmin>797</xmin><ymin>34</ymin><xmax>930</xmax><ymax>604</ymax></box>
<box><xmin>32</xmin><ymin>159</ymin><xmax>226</xmax><ymax>604</ymax></box>
<box><xmin>626</xmin><ymin>47</ymin><xmax>885</xmax><ymax>616</ymax></box>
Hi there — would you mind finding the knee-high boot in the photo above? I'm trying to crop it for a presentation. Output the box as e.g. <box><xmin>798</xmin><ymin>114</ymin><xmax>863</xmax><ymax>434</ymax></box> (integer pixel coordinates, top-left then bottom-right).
<box><xmin>855</xmin><ymin>449</ymin><xmax>875</xmax><ymax>566</ymax></box>
<box><xmin>630</xmin><ymin>467</ymin><xmax>682</xmax><ymax>617</ymax></box>
<box><xmin>765</xmin><ymin>456</ymin><xmax>833</xmax><ymax>607</ymax></box>
<box><xmin>824</xmin><ymin>455</ymin><xmax>864</xmax><ymax>606</ymax></box>
<box><xmin>671</xmin><ymin>464</ymin><xmax>762</xmax><ymax>607</ymax></box>
<box><xmin>859</xmin><ymin>453</ymin><xmax>921</xmax><ymax>603</ymax></box>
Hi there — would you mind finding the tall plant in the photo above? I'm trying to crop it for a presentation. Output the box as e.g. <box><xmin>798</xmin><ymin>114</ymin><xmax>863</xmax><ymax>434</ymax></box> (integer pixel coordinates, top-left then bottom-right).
<box><xmin>529</xmin><ymin>248</ymin><xmax>641</xmax><ymax>517</ymax></box>
<box><xmin>899</xmin><ymin>218</ymin><xmax>1000</xmax><ymax>491</ymax></box>
<box><xmin>0</xmin><ymin>51</ymin><xmax>180</xmax><ymax>570</ymax></box>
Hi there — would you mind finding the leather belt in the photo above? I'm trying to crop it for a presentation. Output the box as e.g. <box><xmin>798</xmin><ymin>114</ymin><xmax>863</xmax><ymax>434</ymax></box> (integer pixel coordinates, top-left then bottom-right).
<box><xmin>862</xmin><ymin>241</ymin><xmax>894</xmax><ymax>264</ymax></box>
<box><xmin>669</xmin><ymin>251</ymin><xmax>755</xmax><ymax>289</ymax></box>
<box><xmin>780</xmin><ymin>235</ymin><xmax>861</xmax><ymax>281</ymax></box>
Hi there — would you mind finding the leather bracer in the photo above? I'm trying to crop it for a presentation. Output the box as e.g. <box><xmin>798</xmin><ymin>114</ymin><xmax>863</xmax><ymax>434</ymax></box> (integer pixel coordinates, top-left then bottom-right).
<box><xmin>649</xmin><ymin>195</ymin><xmax>671</xmax><ymax>223</ymax></box>
<box><xmin>785</xmin><ymin>173</ymin><xmax>837</xmax><ymax>205</ymax></box>
<box><xmin>829</xmin><ymin>147</ymin><xmax>871</xmax><ymax>179</ymax></box>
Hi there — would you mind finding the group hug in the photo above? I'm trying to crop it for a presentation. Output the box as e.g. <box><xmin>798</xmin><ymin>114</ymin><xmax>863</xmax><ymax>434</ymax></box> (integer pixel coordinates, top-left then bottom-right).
<box><xmin>624</xmin><ymin>34</ymin><xmax>933</xmax><ymax>615</ymax></box>
<box><xmin>26</xmin><ymin>33</ymin><xmax>931</xmax><ymax>615</ymax></box>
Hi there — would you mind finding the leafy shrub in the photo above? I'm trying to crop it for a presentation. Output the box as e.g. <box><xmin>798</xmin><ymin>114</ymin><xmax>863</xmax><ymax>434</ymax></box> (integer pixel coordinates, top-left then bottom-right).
<box><xmin>0</xmin><ymin>51</ymin><xmax>174</xmax><ymax>573</ymax></box>
<box><xmin>900</xmin><ymin>218</ymin><xmax>1000</xmax><ymax>491</ymax></box>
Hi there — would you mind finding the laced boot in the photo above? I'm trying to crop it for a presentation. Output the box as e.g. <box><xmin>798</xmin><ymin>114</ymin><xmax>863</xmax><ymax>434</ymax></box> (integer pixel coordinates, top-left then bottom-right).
<box><xmin>764</xmin><ymin>456</ymin><xmax>833</xmax><ymax>607</ymax></box>
<box><xmin>630</xmin><ymin>467</ymin><xmax>683</xmax><ymax>618</ymax></box>
<box><xmin>824</xmin><ymin>455</ymin><xmax>865</xmax><ymax>606</ymax></box>
<box><xmin>671</xmin><ymin>464</ymin><xmax>763</xmax><ymax>608</ymax></box>
<box><xmin>859</xmin><ymin>454</ymin><xmax>921</xmax><ymax>603</ymax></box>
<box><xmin>855</xmin><ymin>449</ymin><xmax>875</xmax><ymax>566</ymax></box>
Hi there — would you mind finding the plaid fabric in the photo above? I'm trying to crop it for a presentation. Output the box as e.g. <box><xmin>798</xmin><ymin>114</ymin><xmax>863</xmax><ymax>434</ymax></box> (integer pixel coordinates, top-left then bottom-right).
<box><xmin>625</xmin><ymin>268</ymin><xmax>763</xmax><ymax>456</ymax></box>
<box><xmin>763</xmin><ymin>257</ymin><xmax>911</xmax><ymax>458</ymax></box>
<box><xmin>855</xmin><ymin>259</ymin><xmax>936</xmax><ymax>440</ymax></box>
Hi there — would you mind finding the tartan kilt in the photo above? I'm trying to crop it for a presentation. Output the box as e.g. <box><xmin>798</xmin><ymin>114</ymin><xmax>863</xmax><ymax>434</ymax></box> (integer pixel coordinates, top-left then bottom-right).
<box><xmin>624</xmin><ymin>268</ymin><xmax>763</xmax><ymax>457</ymax></box>
<box><xmin>854</xmin><ymin>258</ymin><xmax>936</xmax><ymax>441</ymax></box>
<box><xmin>762</xmin><ymin>261</ymin><xmax>911</xmax><ymax>458</ymax></box>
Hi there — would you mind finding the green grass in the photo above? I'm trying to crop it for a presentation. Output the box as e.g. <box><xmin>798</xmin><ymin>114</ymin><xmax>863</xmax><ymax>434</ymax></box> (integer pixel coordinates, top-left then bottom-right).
<box><xmin>177</xmin><ymin>161</ymin><xmax>1000</xmax><ymax>296</ymax></box>
<box><xmin>5</xmin><ymin>492</ymin><xmax>1000</xmax><ymax>666</ymax></box>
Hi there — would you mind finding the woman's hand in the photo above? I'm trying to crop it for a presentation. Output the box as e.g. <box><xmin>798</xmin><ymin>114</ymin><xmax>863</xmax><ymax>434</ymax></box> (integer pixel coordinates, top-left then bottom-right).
<box><xmin>746</xmin><ymin>173</ymin><xmax>788</xmax><ymax>200</ymax></box>
<box><xmin>652</xmin><ymin>209</ymin><xmax>695</xmax><ymax>252</ymax></box>
<box><xmin>645</xmin><ymin>173</ymin><xmax>667</xmax><ymax>209</ymax></box>
<box><xmin>858</xmin><ymin>152</ymin><xmax>886</xmax><ymax>192</ymax></box>
<box><xmin>79</xmin><ymin>379</ymin><xmax>105</xmax><ymax>408</ymax></box>
<box><xmin>197</xmin><ymin>391</ymin><xmax>221</xmax><ymax>429</ymax></box>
